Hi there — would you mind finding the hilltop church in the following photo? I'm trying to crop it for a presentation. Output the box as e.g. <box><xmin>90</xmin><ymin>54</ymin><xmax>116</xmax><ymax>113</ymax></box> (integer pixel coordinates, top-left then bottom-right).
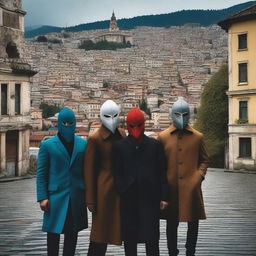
<box><xmin>96</xmin><ymin>11</ymin><xmax>133</xmax><ymax>44</ymax></box>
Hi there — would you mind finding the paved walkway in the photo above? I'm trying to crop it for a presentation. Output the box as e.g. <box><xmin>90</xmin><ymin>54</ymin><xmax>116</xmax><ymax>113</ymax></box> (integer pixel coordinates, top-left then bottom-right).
<box><xmin>0</xmin><ymin>170</ymin><xmax>256</xmax><ymax>255</ymax></box>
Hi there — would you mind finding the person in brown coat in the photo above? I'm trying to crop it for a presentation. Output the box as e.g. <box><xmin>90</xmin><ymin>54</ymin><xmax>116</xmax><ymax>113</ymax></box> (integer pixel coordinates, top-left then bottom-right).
<box><xmin>158</xmin><ymin>98</ymin><xmax>209</xmax><ymax>256</ymax></box>
<box><xmin>83</xmin><ymin>100</ymin><xmax>126</xmax><ymax>255</ymax></box>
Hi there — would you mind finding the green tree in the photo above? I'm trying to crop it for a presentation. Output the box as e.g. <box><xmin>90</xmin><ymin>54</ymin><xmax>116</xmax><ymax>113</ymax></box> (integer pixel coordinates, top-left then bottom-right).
<box><xmin>194</xmin><ymin>64</ymin><xmax>228</xmax><ymax>168</ymax></box>
<box><xmin>78</xmin><ymin>40</ymin><xmax>132</xmax><ymax>51</ymax></box>
<box><xmin>40</xmin><ymin>103</ymin><xmax>61</xmax><ymax>118</ymax></box>
<box><xmin>103</xmin><ymin>81</ymin><xmax>110</xmax><ymax>88</ymax></box>
<box><xmin>79</xmin><ymin>40</ymin><xmax>95</xmax><ymax>50</ymax></box>
<box><xmin>48</xmin><ymin>38</ymin><xmax>62</xmax><ymax>44</ymax></box>
<box><xmin>37</xmin><ymin>35</ymin><xmax>48</xmax><ymax>42</ymax></box>
<box><xmin>139</xmin><ymin>99</ymin><xmax>151</xmax><ymax>117</ymax></box>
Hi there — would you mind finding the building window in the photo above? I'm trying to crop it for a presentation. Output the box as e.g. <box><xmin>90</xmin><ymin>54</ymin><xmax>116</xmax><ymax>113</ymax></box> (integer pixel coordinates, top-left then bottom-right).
<box><xmin>239</xmin><ymin>101</ymin><xmax>248</xmax><ymax>120</ymax></box>
<box><xmin>1</xmin><ymin>84</ymin><xmax>8</xmax><ymax>115</ymax></box>
<box><xmin>239</xmin><ymin>138</ymin><xmax>251</xmax><ymax>158</ymax></box>
<box><xmin>15</xmin><ymin>84</ymin><xmax>21</xmax><ymax>115</ymax></box>
<box><xmin>3</xmin><ymin>11</ymin><xmax>20</xmax><ymax>29</ymax></box>
<box><xmin>238</xmin><ymin>63</ymin><xmax>248</xmax><ymax>83</ymax></box>
<box><xmin>238</xmin><ymin>34</ymin><xmax>247</xmax><ymax>50</ymax></box>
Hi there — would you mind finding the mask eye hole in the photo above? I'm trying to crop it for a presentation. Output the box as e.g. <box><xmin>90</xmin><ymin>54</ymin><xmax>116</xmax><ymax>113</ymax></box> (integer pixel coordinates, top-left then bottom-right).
<box><xmin>183</xmin><ymin>112</ymin><xmax>188</xmax><ymax>117</ymax></box>
<box><xmin>62</xmin><ymin>121</ymin><xmax>74</xmax><ymax>126</ymax></box>
<box><xmin>129</xmin><ymin>124</ymin><xmax>134</xmax><ymax>128</ymax></box>
<box><xmin>137</xmin><ymin>123</ymin><xmax>143</xmax><ymax>128</ymax></box>
<box><xmin>175</xmin><ymin>113</ymin><xmax>181</xmax><ymax>117</ymax></box>
<box><xmin>104</xmin><ymin>115</ymin><xmax>111</xmax><ymax>118</ymax></box>
<box><xmin>113</xmin><ymin>113</ymin><xmax>118</xmax><ymax>118</ymax></box>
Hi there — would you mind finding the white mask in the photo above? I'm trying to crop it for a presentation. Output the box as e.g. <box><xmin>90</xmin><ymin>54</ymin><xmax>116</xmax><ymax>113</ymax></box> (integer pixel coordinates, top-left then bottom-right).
<box><xmin>100</xmin><ymin>100</ymin><xmax>120</xmax><ymax>133</ymax></box>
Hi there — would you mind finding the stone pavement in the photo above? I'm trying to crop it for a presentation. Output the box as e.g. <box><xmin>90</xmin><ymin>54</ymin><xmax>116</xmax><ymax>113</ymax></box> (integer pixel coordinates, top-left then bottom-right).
<box><xmin>0</xmin><ymin>170</ymin><xmax>256</xmax><ymax>256</ymax></box>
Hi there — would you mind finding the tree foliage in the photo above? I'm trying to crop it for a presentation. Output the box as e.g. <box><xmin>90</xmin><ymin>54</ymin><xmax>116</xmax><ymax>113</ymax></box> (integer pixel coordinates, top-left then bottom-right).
<box><xmin>37</xmin><ymin>35</ymin><xmax>48</xmax><ymax>42</ymax></box>
<box><xmin>194</xmin><ymin>64</ymin><xmax>228</xmax><ymax>168</ymax></box>
<box><xmin>48</xmin><ymin>38</ymin><xmax>62</xmax><ymax>44</ymax></box>
<box><xmin>103</xmin><ymin>81</ymin><xmax>110</xmax><ymax>88</ymax></box>
<box><xmin>139</xmin><ymin>99</ymin><xmax>151</xmax><ymax>117</ymax></box>
<box><xmin>39</xmin><ymin>103</ymin><xmax>61</xmax><ymax>118</ymax></box>
<box><xmin>79</xmin><ymin>40</ymin><xmax>132</xmax><ymax>51</ymax></box>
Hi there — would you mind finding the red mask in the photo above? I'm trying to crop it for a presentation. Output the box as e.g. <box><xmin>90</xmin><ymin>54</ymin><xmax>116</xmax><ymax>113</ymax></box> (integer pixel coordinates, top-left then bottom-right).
<box><xmin>126</xmin><ymin>108</ymin><xmax>145</xmax><ymax>143</ymax></box>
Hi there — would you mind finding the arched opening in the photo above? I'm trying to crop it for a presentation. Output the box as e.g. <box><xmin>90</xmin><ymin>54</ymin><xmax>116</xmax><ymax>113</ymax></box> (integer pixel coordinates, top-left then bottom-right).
<box><xmin>6</xmin><ymin>42</ymin><xmax>20</xmax><ymax>58</ymax></box>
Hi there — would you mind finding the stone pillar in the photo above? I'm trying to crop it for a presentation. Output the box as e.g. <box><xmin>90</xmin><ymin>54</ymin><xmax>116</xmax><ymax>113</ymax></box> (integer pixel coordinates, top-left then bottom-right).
<box><xmin>0</xmin><ymin>8</ymin><xmax>3</xmax><ymax>26</ymax></box>
<box><xmin>252</xmin><ymin>136</ymin><xmax>256</xmax><ymax>166</ymax></box>
<box><xmin>19</xmin><ymin>14</ymin><xmax>24</xmax><ymax>32</ymax></box>
<box><xmin>0</xmin><ymin>132</ymin><xmax>6</xmax><ymax>175</ymax></box>
<box><xmin>8</xmin><ymin>82</ymin><xmax>15</xmax><ymax>116</ymax></box>
<box><xmin>17</xmin><ymin>130</ymin><xmax>23</xmax><ymax>176</ymax></box>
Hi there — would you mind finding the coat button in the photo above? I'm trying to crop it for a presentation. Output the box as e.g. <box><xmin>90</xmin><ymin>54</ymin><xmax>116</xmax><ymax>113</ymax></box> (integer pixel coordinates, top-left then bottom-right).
<box><xmin>179</xmin><ymin>148</ymin><xmax>182</xmax><ymax>151</ymax></box>
<box><xmin>178</xmin><ymin>162</ymin><xmax>183</xmax><ymax>165</ymax></box>
<box><xmin>179</xmin><ymin>176</ymin><xmax>183</xmax><ymax>179</ymax></box>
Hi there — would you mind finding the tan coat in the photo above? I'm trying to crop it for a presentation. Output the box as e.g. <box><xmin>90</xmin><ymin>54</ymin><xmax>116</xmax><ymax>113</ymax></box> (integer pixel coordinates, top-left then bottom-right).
<box><xmin>83</xmin><ymin>125</ymin><xmax>126</xmax><ymax>245</ymax></box>
<box><xmin>158</xmin><ymin>124</ymin><xmax>209</xmax><ymax>222</ymax></box>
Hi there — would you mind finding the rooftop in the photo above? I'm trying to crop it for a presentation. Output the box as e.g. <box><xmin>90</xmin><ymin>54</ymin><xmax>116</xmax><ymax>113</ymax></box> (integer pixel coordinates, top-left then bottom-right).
<box><xmin>218</xmin><ymin>4</ymin><xmax>256</xmax><ymax>31</ymax></box>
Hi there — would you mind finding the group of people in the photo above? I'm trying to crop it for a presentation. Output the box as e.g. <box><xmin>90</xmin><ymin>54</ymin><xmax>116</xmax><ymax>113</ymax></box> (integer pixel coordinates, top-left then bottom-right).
<box><xmin>36</xmin><ymin>98</ymin><xmax>209</xmax><ymax>256</ymax></box>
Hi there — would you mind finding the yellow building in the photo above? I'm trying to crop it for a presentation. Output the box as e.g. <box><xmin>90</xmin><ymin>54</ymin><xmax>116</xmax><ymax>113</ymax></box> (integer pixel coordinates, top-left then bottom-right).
<box><xmin>219</xmin><ymin>4</ymin><xmax>256</xmax><ymax>170</ymax></box>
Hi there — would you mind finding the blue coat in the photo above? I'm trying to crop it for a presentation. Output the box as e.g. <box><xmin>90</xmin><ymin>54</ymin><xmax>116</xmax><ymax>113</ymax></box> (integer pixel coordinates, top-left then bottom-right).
<box><xmin>36</xmin><ymin>135</ymin><xmax>88</xmax><ymax>234</ymax></box>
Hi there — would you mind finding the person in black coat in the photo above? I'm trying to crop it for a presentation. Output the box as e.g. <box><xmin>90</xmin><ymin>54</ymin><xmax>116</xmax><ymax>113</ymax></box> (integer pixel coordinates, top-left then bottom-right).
<box><xmin>112</xmin><ymin>107</ymin><xmax>169</xmax><ymax>256</ymax></box>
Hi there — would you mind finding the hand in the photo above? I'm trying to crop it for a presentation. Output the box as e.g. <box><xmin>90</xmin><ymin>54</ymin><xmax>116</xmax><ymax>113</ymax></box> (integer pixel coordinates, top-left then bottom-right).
<box><xmin>39</xmin><ymin>199</ymin><xmax>49</xmax><ymax>212</ymax></box>
<box><xmin>87</xmin><ymin>204</ymin><xmax>95</xmax><ymax>213</ymax></box>
<box><xmin>160</xmin><ymin>201</ymin><xmax>169</xmax><ymax>211</ymax></box>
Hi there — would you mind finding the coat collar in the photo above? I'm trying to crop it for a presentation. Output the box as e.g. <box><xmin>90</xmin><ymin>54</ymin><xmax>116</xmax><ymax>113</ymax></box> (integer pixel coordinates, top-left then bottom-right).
<box><xmin>169</xmin><ymin>124</ymin><xmax>194</xmax><ymax>134</ymax></box>
<box><xmin>126</xmin><ymin>134</ymin><xmax>148</xmax><ymax>147</ymax></box>
<box><xmin>53</xmin><ymin>135</ymin><xmax>70</xmax><ymax>162</ymax></box>
<box><xmin>70</xmin><ymin>136</ymin><xmax>79</xmax><ymax>167</ymax></box>
<box><xmin>53</xmin><ymin>135</ymin><xmax>79</xmax><ymax>167</ymax></box>
<box><xmin>99</xmin><ymin>124</ymin><xmax>122</xmax><ymax>140</ymax></box>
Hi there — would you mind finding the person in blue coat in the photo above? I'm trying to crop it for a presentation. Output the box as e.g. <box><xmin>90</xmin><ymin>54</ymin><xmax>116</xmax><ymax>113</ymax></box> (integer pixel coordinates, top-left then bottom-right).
<box><xmin>36</xmin><ymin>107</ymin><xmax>88</xmax><ymax>256</ymax></box>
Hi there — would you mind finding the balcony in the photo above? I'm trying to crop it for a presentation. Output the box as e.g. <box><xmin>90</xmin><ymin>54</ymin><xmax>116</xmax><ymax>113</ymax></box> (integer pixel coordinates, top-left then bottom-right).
<box><xmin>0</xmin><ymin>58</ymin><xmax>37</xmax><ymax>76</ymax></box>
<box><xmin>229</xmin><ymin>123</ymin><xmax>256</xmax><ymax>134</ymax></box>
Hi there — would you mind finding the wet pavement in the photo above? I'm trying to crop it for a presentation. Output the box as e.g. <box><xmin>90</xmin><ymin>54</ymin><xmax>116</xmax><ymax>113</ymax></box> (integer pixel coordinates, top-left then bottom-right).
<box><xmin>0</xmin><ymin>170</ymin><xmax>256</xmax><ymax>255</ymax></box>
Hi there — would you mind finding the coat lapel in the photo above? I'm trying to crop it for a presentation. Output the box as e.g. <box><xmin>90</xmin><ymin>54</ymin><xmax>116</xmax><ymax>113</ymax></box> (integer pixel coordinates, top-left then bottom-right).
<box><xmin>70</xmin><ymin>136</ymin><xmax>79</xmax><ymax>167</ymax></box>
<box><xmin>54</xmin><ymin>136</ymin><xmax>70</xmax><ymax>163</ymax></box>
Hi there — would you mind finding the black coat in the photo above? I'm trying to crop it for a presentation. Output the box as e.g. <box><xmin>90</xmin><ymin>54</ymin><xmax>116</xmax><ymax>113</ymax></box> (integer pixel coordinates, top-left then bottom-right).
<box><xmin>112</xmin><ymin>135</ymin><xmax>169</xmax><ymax>242</ymax></box>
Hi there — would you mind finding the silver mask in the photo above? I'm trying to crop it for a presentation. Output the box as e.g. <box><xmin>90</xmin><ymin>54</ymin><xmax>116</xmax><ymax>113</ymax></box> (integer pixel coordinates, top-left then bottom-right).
<box><xmin>100</xmin><ymin>100</ymin><xmax>120</xmax><ymax>133</ymax></box>
<box><xmin>170</xmin><ymin>99</ymin><xmax>190</xmax><ymax>130</ymax></box>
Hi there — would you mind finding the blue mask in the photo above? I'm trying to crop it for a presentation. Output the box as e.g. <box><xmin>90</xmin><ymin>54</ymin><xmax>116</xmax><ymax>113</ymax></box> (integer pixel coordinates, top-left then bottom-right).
<box><xmin>57</xmin><ymin>108</ymin><xmax>76</xmax><ymax>143</ymax></box>
<box><xmin>171</xmin><ymin>99</ymin><xmax>190</xmax><ymax>130</ymax></box>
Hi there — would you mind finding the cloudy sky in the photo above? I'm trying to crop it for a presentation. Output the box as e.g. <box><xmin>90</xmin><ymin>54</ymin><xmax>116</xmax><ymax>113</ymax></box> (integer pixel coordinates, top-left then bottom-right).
<box><xmin>23</xmin><ymin>0</ymin><xmax>252</xmax><ymax>27</ymax></box>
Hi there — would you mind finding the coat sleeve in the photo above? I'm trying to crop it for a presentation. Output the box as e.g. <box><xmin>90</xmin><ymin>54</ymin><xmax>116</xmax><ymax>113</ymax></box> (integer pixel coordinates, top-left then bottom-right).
<box><xmin>36</xmin><ymin>141</ymin><xmax>49</xmax><ymax>202</ymax></box>
<box><xmin>198</xmin><ymin>136</ymin><xmax>209</xmax><ymax>179</ymax></box>
<box><xmin>112</xmin><ymin>142</ymin><xmax>123</xmax><ymax>194</ymax></box>
<box><xmin>83</xmin><ymin>136</ymin><xmax>98</xmax><ymax>206</ymax></box>
<box><xmin>157</xmin><ymin>141</ymin><xmax>169</xmax><ymax>202</ymax></box>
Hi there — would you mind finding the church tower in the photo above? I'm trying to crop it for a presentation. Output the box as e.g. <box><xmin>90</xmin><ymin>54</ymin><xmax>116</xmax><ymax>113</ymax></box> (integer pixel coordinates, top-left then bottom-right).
<box><xmin>109</xmin><ymin>11</ymin><xmax>119</xmax><ymax>31</ymax></box>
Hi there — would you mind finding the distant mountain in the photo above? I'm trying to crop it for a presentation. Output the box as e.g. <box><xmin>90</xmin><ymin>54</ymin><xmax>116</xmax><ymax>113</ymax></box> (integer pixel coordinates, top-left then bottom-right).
<box><xmin>25</xmin><ymin>25</ymin><xmax>43</xmax><ymax>31</ymax></box>
<box><xmin>25</xmin><ymin>1</ymin><xmax>256</xmax><ymax>38</ymax></box>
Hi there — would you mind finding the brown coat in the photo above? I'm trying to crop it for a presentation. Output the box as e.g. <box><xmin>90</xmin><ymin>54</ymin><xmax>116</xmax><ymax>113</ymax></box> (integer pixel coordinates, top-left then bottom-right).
<box><xmin>158</xmin><ymin>124</ymin><xmax>209</xmax><ymax>222</ymax></box>
<box><xmin>83</xmin><ymin>125</ymin><xmax>126</xmax><ymax>245</ymax></box>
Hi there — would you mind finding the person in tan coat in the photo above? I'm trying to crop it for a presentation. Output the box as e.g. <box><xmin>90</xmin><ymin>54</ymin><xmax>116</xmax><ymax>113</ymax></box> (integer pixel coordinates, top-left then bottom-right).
<box><xmin>158</xmin><ymin>98</ymin><xmax>209</xmax><ymax>256</ymax></box>
<box><xmin>84</xmin><ymin>100</ymin><xmax>126</xmax><ymax>255</ymax></box>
